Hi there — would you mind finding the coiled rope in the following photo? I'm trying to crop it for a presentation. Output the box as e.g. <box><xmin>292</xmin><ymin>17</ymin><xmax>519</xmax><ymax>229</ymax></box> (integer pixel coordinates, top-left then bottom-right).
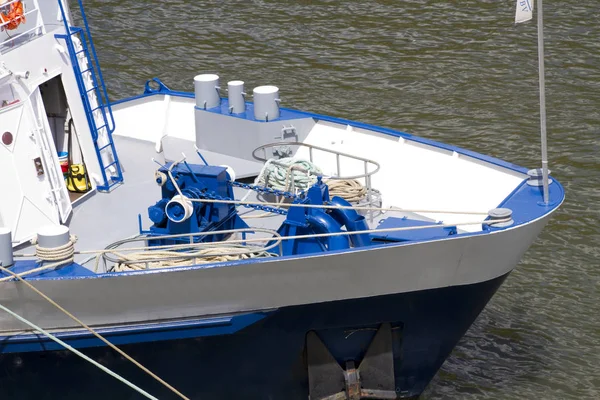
<box><xmin>250</xmin><ymin>157</ymin><xmax>370</xmax><ymax>211</ymax></box>
<box><xmin>34</xmin><ymin>235</ymin><xmax>77</xmax><ymax>262</ymax></box>
<box><xmin>0</xmin><ymin>235</ymin><xmax>78</xmax><ymax>282</ymax></box>
<box><xmin>326</xmin><ymin>179</ymin><xmax>368</xmax><ymax>203</ymax></box>
<box><xmin>256</xmin><ymin>157</ymin><xmax>322</xmax><ymax>193</ymax></box>
<box><xmin>94</xmin><ymin>228</ymin><xmax>283</xmax><ymax>272</ymax></box>
<box><xmin>112</xmin><ymin>245</ymin><xmax>277</xmax><ymax>272</ymax></box>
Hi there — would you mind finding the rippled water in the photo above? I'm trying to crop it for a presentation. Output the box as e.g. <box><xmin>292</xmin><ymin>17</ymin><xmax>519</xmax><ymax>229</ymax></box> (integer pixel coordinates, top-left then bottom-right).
<box><xmin>80</xmin><ymin>0</ymin><xmax>600</xmax><ymax>398</ymax></box>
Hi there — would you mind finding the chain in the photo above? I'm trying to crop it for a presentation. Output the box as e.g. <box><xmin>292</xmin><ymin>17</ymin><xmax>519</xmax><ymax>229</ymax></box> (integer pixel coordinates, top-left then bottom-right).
<box><xmin>229</xmin><ymin>181</ymin><xmax>298</xmax><ymax>200</ymax></box>
<box><xmin>200</xmin><ymin>189</ymin><xmax>289</xmax><ymax>216</ymax></box>
<box><xmin>193</xmin><ymin>181</ymin><xmax>302</xmax><ymax>216</ymax></box>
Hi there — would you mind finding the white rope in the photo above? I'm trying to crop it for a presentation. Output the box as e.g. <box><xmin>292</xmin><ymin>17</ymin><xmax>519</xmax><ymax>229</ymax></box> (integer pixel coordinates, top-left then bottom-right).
<box><xmin>256</xmin><ymin>157</ymin><xmax>322</xmax><ymax>193</ymax></box>
<box><xmin>191</xmin><ymin>196</ymin><xmax>488</xmax><ymax>216</ymax></box>
<box><xmin>33</xmin><ymin>234</ymin><xmax>77</xmax><ymax>262</ymax></box>
<box><xmin>0</xmin><ymin>265</ymin><xmax>191</xmax><ymax>400</ymax></box>
<box><xmin>112</xmin><ymin>245</ymin><xmax>277</xmax><ymax>272</ymax></box>
<box><xmin>93</xmin><ymin>233</ymin><xmax>143</xmax><ymax>272</ymax></box>
<box><xmin>326</xmin><ymin>179</ymin><xmax>368</xmax><ymax>203</ymax></box>
<box><xmin>94</xmin><ymin>228</ymin><xmax>282</xmax><ymax>272</ymax></box>
<box><xmin>238</xmin><ymin>157</ymin><xmax>321</xmax><ymax>219</ymax></box>
<box><xmin>0</xmin><ymin>302</ymin><xmax>158</xmax><ymax>400</ymax></box>
<box><xmin>171</xmin><ymin>156</ymin><xmax>488</xmax><ymax>215</ymax></box>
<box><xmin>34</xmin><ymin>217</ymin><xmax>508</xmax><ymax>261</ymax></box>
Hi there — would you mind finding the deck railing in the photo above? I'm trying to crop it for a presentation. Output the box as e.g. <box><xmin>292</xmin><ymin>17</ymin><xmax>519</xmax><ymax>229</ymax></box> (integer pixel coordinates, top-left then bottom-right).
<box><xmin>253</xmin><ymin>141</ymin><xmax>380</xmax><ymax>194</ymax></box>
<box><xmin>252</xmin><ymin>141</ymin><xmax>382</xmax><ymax>220</ymax></box>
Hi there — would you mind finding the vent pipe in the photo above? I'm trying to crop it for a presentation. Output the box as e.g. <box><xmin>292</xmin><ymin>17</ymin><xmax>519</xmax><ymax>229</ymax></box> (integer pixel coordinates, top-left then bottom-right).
<box><xmin>194</xmin><ymin>74</ymin><xmax>220</xmax><ymax>110</ymax></box>
<box><xmin>253</xmin><ymin>85</ymin><xmax>280</xmax><ymax>121</ymax></box>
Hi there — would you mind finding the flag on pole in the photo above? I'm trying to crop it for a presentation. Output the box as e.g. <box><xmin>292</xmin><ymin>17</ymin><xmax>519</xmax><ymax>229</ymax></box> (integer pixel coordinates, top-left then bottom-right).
<box><xmin>515</xmin><ymin>0</ymin><xmax>534</xmax><ymax>23</ymax></box>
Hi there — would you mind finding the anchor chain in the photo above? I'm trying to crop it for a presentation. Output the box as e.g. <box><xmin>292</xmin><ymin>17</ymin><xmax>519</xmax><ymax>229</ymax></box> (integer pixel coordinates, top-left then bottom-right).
<box><xmin>197</xmin><ymin>182</ymin><xmax>299</xmax><ymax>216</ymax></box>
<box><xmin>229</xmin><ymin>181</ymin><xmax>298</xmax><ymax>200</ymax></box>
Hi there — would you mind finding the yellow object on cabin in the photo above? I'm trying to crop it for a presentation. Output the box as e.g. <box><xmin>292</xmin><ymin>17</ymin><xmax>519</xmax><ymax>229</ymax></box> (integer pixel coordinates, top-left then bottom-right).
<box><xmin>66</xmin><ymin>164</ymin><xmax>91</xmax><ymax>193</ymax></box>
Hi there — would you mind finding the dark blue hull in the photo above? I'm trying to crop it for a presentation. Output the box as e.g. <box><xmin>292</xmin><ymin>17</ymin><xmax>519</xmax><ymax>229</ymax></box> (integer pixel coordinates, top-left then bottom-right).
<box><xmin>0</xmin><ymin>273</ymin><xmax>508</xmax><ymax>399</ymax></box>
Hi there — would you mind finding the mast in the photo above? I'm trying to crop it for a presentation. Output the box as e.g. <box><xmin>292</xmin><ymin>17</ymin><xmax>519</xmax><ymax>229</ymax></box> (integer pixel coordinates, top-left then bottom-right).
<box><xmin>537</xmin><ymin>0</ymin><xmax>549</xmax><ymax>204</ymax></box>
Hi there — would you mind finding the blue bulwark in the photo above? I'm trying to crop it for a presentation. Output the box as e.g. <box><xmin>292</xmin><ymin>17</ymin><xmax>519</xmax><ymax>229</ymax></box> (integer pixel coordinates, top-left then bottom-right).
<box><xmin>0</xmin><ymin>312</ymin><xmax>268</xmax><ymax>353</ymax></box>
<box><xmin>0</xmin><ymin>260</ymin><xmax>95</xmax><ymax>280</ymax></box>
<box><xmin>372</xmin><ymin>217</ymin><xmax>457</xmax><ymax>242</ymax></box>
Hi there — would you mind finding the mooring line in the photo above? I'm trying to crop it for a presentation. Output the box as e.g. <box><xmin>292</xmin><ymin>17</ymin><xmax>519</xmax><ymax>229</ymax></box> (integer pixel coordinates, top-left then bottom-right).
<box><xmin>0</xmin><ymin>265</ymin><xmax>191</xmax><ymax>400</ymax></box>
<box><xmin>0</xmin><ymin>302</ymin><xmax>159</xmax><ymax>400</ymax></box>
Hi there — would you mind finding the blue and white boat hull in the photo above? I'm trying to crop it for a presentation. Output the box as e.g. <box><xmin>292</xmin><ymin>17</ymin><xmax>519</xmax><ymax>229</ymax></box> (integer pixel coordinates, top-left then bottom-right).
<box><xmin>1</xmin><ymin>270</ymin><xmax>510</xmax><ymax>399</ymax></box>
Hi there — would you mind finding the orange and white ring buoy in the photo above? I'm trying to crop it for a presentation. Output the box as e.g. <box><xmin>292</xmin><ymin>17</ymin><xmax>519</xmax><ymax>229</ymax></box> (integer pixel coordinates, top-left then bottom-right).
<box><xmin>0</xmin><ymin>1</ymin><xmax>26</xmax><ymax>32</ymax></box>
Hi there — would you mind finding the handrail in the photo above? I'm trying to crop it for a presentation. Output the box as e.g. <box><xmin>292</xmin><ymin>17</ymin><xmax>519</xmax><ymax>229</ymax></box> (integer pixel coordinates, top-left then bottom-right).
<box><xmin>56</xmin><ymin>1</ymin><xmax>114</xmax><ymax>139</ymax></box>
<box><xmin>56</xmin><ymin>0</ymin><xmax>123</xmax><ymax>190</ymax></box>
<box><xmin>71</xmin><ymin>0</ymin><xmax>115</xmax><ymax>134</ymax></box>
<box><xmin>253</xmin><ymin>142</ymin><xmax>381</xmax><ymax>220</ymax></box>
<box><xmin>252</xmin><ymin>141</ymin><xmax>381</xmax><ymax>181</ymax></box>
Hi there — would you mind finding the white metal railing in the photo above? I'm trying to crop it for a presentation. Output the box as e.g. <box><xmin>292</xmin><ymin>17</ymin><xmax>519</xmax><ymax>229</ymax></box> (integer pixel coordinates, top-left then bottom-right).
<box><xmin>0</xmin><ymin>0</ymin><xmax>45</xmax><ymax>53</ymax></box>
<box><xmin>252</xmin><ymin>141</ymin><xmax>380</xmax><ymax>197</ymax></box>
<box><xmin>252</xmin><ymin>141</ymin><xmax>382</xmax><ymax>221</ymax></box>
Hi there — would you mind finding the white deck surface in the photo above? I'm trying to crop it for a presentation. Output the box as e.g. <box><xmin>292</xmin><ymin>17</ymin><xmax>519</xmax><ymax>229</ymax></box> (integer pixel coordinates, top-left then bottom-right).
<box><xmin>13</xmin><ymin>135</ymin><xmax>430</xmax><ymax>270</ymax></box>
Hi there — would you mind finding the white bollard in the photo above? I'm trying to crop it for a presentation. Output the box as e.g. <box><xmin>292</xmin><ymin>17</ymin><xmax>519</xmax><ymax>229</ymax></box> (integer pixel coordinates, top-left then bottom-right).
<box><xmin>0</xmin><ymin>227</ymin><xmax>14</xmax><ymax>267</ymax></box>
<box><xmin>253</xmin><ymin>85</ymin><xmax>280</xmax><ymax>121</ymax></box>
<box><xmin>194</xmin><ymin>74</ymin><xmax>220</xmax><ymax>110</ymax></box>
<box><xmin>227</xmin><ymin>80</ymin><xmax>246</xmax><ymax>114</ymax></box>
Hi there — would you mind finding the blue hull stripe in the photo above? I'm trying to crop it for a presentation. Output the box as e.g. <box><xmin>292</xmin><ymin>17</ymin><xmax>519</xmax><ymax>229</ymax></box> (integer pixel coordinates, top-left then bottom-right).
<box><xmin>0</xmin><ymin>313</ymin><xmax>267</xmax><ymax>353</ymax></box>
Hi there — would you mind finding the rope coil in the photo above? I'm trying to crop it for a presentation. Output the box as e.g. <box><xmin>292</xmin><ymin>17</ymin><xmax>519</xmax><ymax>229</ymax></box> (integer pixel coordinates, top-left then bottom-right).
<box><xmin>256</xmin><ymin>157</ymin><xmax>322</xmax><ymax>193</ymax></box>
<box><xmin>34</xmin><ymin>235</ymin><xmax>77</xmax><ymax>263</ymax></box>
<box><xmin>251</xmin><ymin>157</ymin><xmax>371</xmax><ymax>209</ymax></box>
<box><xmin>326</xmin><ymin>179</ymin><xmax>368</xmax><ymax>203</ymax></box>
<box><xmin>112</xmin><ymin>246</ymin><xmax>277</xmax><ymax>272</ymax></box>
<box><xmin>0</xmin><ymin>235</ymin><xmax>78</xmax><ymax>282</ymax></box>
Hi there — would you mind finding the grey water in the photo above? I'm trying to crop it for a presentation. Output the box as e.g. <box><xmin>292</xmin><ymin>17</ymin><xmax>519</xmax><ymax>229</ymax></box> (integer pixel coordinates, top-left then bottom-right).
<box><xmin>83</xmin><ymin>0</ymin><xmax>599</xmax><ymax>398</ymax></box>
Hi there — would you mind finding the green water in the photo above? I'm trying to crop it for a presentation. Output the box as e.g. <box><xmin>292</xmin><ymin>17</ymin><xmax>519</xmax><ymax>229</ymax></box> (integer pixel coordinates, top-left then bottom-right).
<box><xmin>83</xmin><ymin>0</ymin><xmax>600</xmax><ymax>398</ymax></box>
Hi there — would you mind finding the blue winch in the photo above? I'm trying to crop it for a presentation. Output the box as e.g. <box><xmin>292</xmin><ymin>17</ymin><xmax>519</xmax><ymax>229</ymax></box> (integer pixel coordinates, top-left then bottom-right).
<box><xmin>146</xmin><ymin>162</ymin><xmax>248</xmax><ymax>246</ymax></box>
<box><xmin>275</xmin><ymin>178</ymin><xmax>372</xmax><ymax>256</ymax></box>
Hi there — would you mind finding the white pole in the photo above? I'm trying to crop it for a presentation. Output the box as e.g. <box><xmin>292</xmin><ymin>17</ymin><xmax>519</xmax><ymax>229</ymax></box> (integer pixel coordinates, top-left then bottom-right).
<box><xmin>537</xmin><ymin>0</ymin><xmax>550</xmax><ymax>204</ymax></box>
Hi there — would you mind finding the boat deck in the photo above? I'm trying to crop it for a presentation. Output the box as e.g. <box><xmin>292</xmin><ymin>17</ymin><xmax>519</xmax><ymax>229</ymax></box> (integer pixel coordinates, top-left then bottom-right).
<box><xmin>14</xmin><ymin>135</ymin><xmax>439</xmax><ymax>273</ymax></box>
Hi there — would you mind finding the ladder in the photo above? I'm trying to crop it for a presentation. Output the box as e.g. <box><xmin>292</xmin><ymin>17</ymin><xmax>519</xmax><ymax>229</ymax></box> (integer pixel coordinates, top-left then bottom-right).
<box><xmin>55</xmin><ymin>0</ymin><xmax>123</xmax><ymax>192</ymax></box>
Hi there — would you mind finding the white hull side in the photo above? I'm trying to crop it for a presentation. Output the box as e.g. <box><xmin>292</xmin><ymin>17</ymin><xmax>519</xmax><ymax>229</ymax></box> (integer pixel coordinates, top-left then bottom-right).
<box><xmin>0</xmin><ymin>214</ymin><xmax>550</xmax><ymax>333</ymax></box>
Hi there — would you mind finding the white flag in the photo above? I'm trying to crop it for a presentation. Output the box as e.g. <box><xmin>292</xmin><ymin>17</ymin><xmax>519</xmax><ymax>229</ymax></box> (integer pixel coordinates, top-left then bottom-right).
<box><xmin>515</xmin><ymin>0</ymin><xmax>534</xmax><ymax>23</ymax></box>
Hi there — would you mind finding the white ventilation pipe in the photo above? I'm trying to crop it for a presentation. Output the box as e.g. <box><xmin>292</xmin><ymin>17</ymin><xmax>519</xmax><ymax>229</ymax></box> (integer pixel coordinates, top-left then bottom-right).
<box><xmin>194</xmin><ymin>74</ymin><xmax>220</xmax><ymax>110</ymax></box>
<box><xmin>227</xmin><ymin>80</ymin><xmax>246</xmax><ymax>114</ymax></box>
<box><xmin>253</xmin><ymin>85</ymin><xmax>280</xmax><ymax>121</ymax></box>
